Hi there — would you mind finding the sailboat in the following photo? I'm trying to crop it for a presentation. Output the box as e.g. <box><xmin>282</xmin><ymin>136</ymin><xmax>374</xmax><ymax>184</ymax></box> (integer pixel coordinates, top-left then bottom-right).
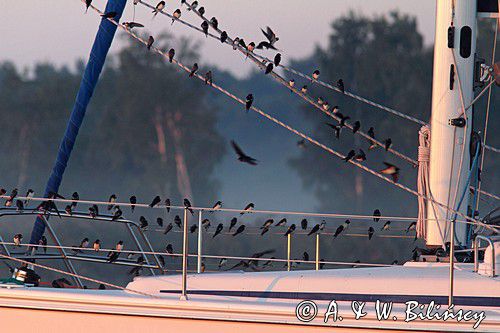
<box><xmin>0</xmin><ymin>0</ymin><xmax>498</xmax><ymax>332</ymax></box>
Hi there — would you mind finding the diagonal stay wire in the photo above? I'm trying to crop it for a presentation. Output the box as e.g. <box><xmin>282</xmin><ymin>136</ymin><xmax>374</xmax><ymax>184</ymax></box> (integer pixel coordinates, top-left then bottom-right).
<box><xmin>81</xmin><ymin>1</ymin><xmax>497</xmax><ymax>232</ymax></box>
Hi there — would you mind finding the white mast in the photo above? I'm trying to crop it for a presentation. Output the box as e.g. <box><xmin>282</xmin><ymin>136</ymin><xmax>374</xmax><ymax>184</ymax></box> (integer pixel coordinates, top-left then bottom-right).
<box><xmin>426</xmin><ymin>1</ymin><xmax>477</xmax><ymax>247</ymax></box>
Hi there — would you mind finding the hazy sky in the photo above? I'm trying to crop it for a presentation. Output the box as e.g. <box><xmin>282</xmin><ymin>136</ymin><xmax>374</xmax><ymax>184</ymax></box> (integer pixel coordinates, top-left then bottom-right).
<box><xmin>0</xmin><ymin>1</ymin><xmax>436</xmax><ymax>77</ymax></box>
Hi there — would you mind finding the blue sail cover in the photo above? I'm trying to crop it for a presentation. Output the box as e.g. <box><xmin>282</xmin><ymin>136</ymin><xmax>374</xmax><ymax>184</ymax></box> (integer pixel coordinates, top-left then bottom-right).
<box><xmin>29</xmin><ymin>0</ymin><xmax>127</xmax><ymax>244</ymax></box>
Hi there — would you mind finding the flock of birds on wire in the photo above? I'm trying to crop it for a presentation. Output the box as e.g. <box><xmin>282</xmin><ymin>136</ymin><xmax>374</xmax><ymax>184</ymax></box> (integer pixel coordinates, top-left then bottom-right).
<box><xmin>1</xmin><ymin>187</ymin><xmax>418</xmax><ymax>274</ymax></box>
<box><xmin>85</xmin><ymin>0</ymin><xmax>402</xmax><ymax>182</ymax></box>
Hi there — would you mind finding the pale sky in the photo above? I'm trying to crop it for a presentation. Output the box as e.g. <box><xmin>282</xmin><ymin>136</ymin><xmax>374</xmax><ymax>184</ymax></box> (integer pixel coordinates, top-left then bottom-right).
<box><xmin>0</xmin><ymin>1</ymin><xmax>436</xmax><ymax>77</ymax></box>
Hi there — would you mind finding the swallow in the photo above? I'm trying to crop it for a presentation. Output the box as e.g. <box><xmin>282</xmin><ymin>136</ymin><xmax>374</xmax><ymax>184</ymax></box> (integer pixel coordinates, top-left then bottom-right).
<box><xmin>24</xmin><ymin>189</ymin><xmax>34</xmax><ymax>205</ymax></box>
<box><xmin>172</xmin><ymin>9</ymin><xmax>181</xmax><ymax>24</ymax></box>
<box><xmin>189</xmin><ymin>63</ymin><xmax>198</xmax><ymax>77</ymax></box>
<box><xmin>260</xmin><ymin>219</ymin><xmax>273</xmax><ymax>229</ymax></box>
<box><xmin>38</xmin><ymin>235</ymin><xmax>48</xmax><ymax>253</ymax></box>
<box><xmin>168</xmin><ymin>48</ymin><xmax>175</xmax><ymax>63</ymax></box>
<box><xmin>229</xmin><ymin>217</ymin><xmax>237</xmax><ymax>231</ymax></box>
<box><xmin>367</xmin><ymin>127</ymin><xmax>376</xmax><ymax>149</ymax></box>
<box><xmin>238</xmin><ymin>39</ymin><xmax>247</xmax><ymax>49</ymax></box>
<box><xmin>13</xmin><ymin>234</ymin><xmax>22</xmax><ymax>247</ymax></box>
<box><xmin>301</xmin><ymin>218</ymin><xmax>308</xmax><ymax>230</ymax></box>
<box><xmin>158</xmin><ymin>255</ymin><xmax>165</xmax><ymax>267</ymax></box>
<box><xmin>232</xmin><ymin>37</ymin><xmax>240</xmax><ymax>50</ymax></box>
<box><xmin>210</xmin><ymin>17</ymin><xmax>218</xmax><ymax>30</ymax></box>
<box><xmin>273</xmin><ymin>53</ymin><xmax>281</xmax><ymax>67</ymax></box>
<box><xmin>333</xmin><ymin>225</ymin><xmax>344</xmax><ymax>238</ymax></box>
<box><xmin>85</xmin><ymin>0</ymin><xmax>92</xmax><ymax>13</ymax></box>
<box><xmin>112</xmin><ymin>207</ymin><xmax>122</xmax><ymax>221</ymax></box>
<box><xmin>284</xmin><ymin>224</ymin><xmax>296</xmax><ymax>236</ymax></box>
<box><xmin>220</xmin><ymin>31</ymin><xmax>228</xmax><ymax>43</ymax></box>
<box><xmin>352</xmin><ymin>121</ymin><xmax>360</xmax><ymax>133</ymax></box>
<box><xmin>337</xmin><ymin>79</ymin><xmax>345</xmax><ymax>93</ymax></box>
<box><xmin>247</xmin><ymin>42</ymin><xmax>256</xmax><ymax>53</ymax></box>
<box><xmin>332</xmin><ymin>105</ymin><xmax>339</xmax><ymax>113</ymax></box>
<box><xmin>380</xmin><ymin>162</ymin><xmax>400</xmax><ymax>182</ymax></box>
<box><xmin>123</xmin><ymin>22</ymin><xmax>144</xmax><ymax>29</ymax></box>
<box><xmin>174</xmin><ymin>215</ymin><xmax>182</xmax><ymax>228</ymax></box>
<box><xmin>312</xmin><ymin>69</ymin><xmax>320</xmax><ymax>81</ymax></box>
<box><xmin>201</xmin><ymin>21</ymin><xmax>209</xmax><ymax>37</ymax></box>
<box><xmin>308</xmin><ymin>224</ymin><xmax>320</xmax><ymax>236</ymax></box>
<box><xmin>147</xmin><ymin>35</ymin><xmax>154</xmax><ymax>50</ymax></box>
<box><xmin>89</xmin><ymin>204</ymin><xmax>98</xmax><ymax>218</ymax></box>
<box><xmin>0</xmin><ymin>188</ymin><xmax>5</xmax><ymax>196</ymax></box>
<box><xmin>297</xmin><ymin>139</ymin><xmax>306</xmax><ymax>148</ymax></box>
<box><xmin>368</xmin><ymin>227</ymin><xmax>374</xmax><ymax>240</ymax></box>
<box><xmin>406</xmin><ymin>222</ymin><xmax>417</xmax><ymax>233</ymax></box>
<box><xmin>343</xmin><ymin>149</ymin><xmax>355</xmax><ymax>162</ymax></box>
<box><xmin>190</xmin><ymin>224</ymin><xmax>198</xmax><ymax>233</ymax></box>
<box><xmin>202</xmin><ymin>218</ymin><xmax>211</xmax><ymax>230</ymax></box>
<box><xmin>392</xmin><ymin>260</ymin><xmax>399</xmax><ymax>265</ymax></box>
<box><xmin>212</xmin><ymin>201</ymin><xmax>222</xmax><ymax>211</ymax></box>
<box><xmin>107</xmin><ymin>194</ymin><xmax>117</xmax><ymax>210</ymax></box>
<box><xmin>165</xmin><ymin>198</ymin><xmax>171</xmax><ymax>212</ymax></box>
<box><xmin>384</xmin><ymin>138</ymin><xmax>392</xmax><ymax>151</ymax></box>
<box><xmin>71</xmin><ymin>192</ymin><xmax>79</xmax><ymax>208</ymax></box>
<box><xmin>317</xmin><ymin>97</ymin><xmax>324</xmax><ymax>105</ymax></box>
<box><xmin>188</xmin><ymin>0</ymin><xmax>198</xmax><ymax>11</ymax></box>
<box><xmin>261</xmin><ymin>226</ymin><xmax>270</xmax><ymax>236</ymax></box>
<box><xmin>240</xmin><ymin>203</ymin><xmax>254</xmax><ymax>215</ymax></box>
<box><xmin>16</xmin><ymin>200</ymin><xmax>24</xmax><ymax>211</ymax></box>
<box><xmin>264</xmin><ymin>63</ymin><xmax>273</xmax><ymax>75</ymax></box>
<box><xmin>156</xmin><ymin>217</ymin><xmax>164</xmax><ymax>227</ymax></box>
<box><xmin>326</xmin><ymin>123</ymin><xmax>341</xmax><ymax>139</ymax></box>
<box><xmin>303</xmin><ymin>251</ymin><xmax>310</xmax><ymax>261</ymax></box>
<box><xmin>213</xmin><ymin>223</ymin><xmax>223</xmax><ymax>238</ymax></box>
<box><xmin>93</xmin><ymin>239</ymin><xmax>101</xmax><ymax>251</ymax></box>
<box><xmin>233</xmin><ymin>224</ymin><xmax>245</xmax><ymax>236</ymax></box>
<box><xmin>198</xmin><ymin>6</ymin><xmax>205</xmax><ymax>15</ymax></box>
<box><xmin>354</xmin><ymin>149</ymin><xmax>366</xmax><ymax>162</ymax></box>
<box><xmin>256</xmin><ymin>41</ymin><xmax>277</xmax><ymax>50</ymax></box>
<box><xmin>288</xmin><ymin>79</ymin><xmax>295</xmax><ymax>90</ymax></box>
<box><xmin>166</xmin><ymin>243</ymin><xmax>173</xmax><ymax>254</ymax></box>
<box><xmin>108</xmin><ymin>241</ymin><xmax>123</xmax><ymax>263</ymax></box>
<box><xmin>231</xmin><ymin>140</ymin><xmax>258</xmax><ymax>165</ymax></box>
<box><xmin>183</xmin><ymin>198</ymin><xmax>194</xmax><ymax>215</ymax></box>
<box><xmin>381</xmin><ymin>221</ymin><xmax>391</xmax><ymax>231</ymax></box>
<box><xmin>373</xmin><ymin>209</ymin><xmax>381</xmax><ymax>222</ymax></box>
<box><xmin>299</xmin><ymin>86</ymin><xmax>308</xmax><ymax>95</ymax></box>
<box><xmin>126</xmin><ymin>196</ymin><xmax>136</xmax><ymax>213</ymax></box>
<box><xmin>101</xmin><ymin>11</ymin><xmax>117</xmax><ymax>19</ymax></box>
<box><xmin>320</xmin><ymin>220</ymin><xmax>326</xmax><ymax>230</ymax></box>
<box><xmin>163</xmin><ymin>223</ymin><xmax>173</xmax><ymax>234</ymax></box>
<box><xmin>139</xmin><ymin>216</ymin><xmax>148</xmax><ymax>230</ymax></box>
<box><xmin>204</xmin><ymin>71</ymin><xmax>213</xmax><ymax>86</ymax></box>
<box><xmin>79</xmin><ymin>238</ymin><xmax>89</xmax><ymax>249</ymax></box>
<box><xmin>322</xmin><ymin>102</ymin><xmax>330</xmax><ymax>111</ymax></box>
<box><xmin>338</xmin><ymin>113</ymin><xmax>350</xmax><ymax>128</ymax></box>
<box><xmin>261</xmin><ymin>26</ymin><xmax>279</xmax><ymax>45</ymax></box>
<box><xmin>262</xmin><ymin>257</ymin><xmax>275</xmax><ymax>268</ymax></box>
<box><xmin>149</xmin><ymin>195</ymin><xmax>161</xmax><ymax>208</ymax></box>
<box><xmin>5</xmin><ymin>188</ymin><xmax>17</xmax><ymax>206</ymax></box>
<box><xmin>152</xmin><ymin>1</ymin><xmax>165</xmax><ymax>17</ymax></box>
<box><xmin>218</xmin><ymin>258</ymin><xmax>227</xmax><ymax>269</ymax></box>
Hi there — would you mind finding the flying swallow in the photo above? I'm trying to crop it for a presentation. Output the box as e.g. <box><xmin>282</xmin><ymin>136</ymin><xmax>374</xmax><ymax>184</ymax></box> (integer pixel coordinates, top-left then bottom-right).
<box><xmin>231</xmin><ymin>140</ymin><xmax>258</xmax><ymax>165</ymax></box>
<box><xmin>123</xmin><ymin>21</ymin><xmax>144</xmax><ymax>29</ymax></box>
<box><xmin>256</xmin><ymin>41</ymin><xmax>277</xmax><ymax>50</ymax></box>
<box><xmin>261</xmin><ymin>26</ymin><xmax>279</xmax><ymax>45</ymax></box>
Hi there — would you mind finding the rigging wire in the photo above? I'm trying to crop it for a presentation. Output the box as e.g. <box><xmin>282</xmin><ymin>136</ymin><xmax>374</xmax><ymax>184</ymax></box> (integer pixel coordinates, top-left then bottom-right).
<box><xmin>77</xmin><ymin>1</ymin><xmax>498</xmax><ymax>233</ymax></box>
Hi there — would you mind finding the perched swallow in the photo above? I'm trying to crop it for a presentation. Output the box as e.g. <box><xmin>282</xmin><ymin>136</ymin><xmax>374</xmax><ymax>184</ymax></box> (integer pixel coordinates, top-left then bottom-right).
<box><xmin>188</xmin><ymin>0</ymin><xmax>198</xmax><ymax>11</ymax></box>
<box><xmin>210</xmin><ymin>17</ymin><xmax>218</xmax><ymax>30</ymax></box>
<box><xmin>238</xmin><ymin>38</ymin><xmax>247</xmax><ymax>49</ymax></box>
<box><xmin>301</xmin><ymin>218</ymin><xmax>308</xmax><ymax>230</ymax></box>
<box><xmin>240</xmin><ymin>203</ymin><xmax>254</xmax><ymax>215</ymax></box>
<box><xmin>171</xmin><ymin>9</ymin><xmax>181</xmax><ymax>24</ymax></box>
<box><xmin>112</xmin><ymin>207</ymin><xmax>122</xmax><ymax>221</ymax></box>
<box><xmin>352</xmin><ymin>121</ymin><xmax>361</xmax><ymax>133</ymax></box>
<box><xmin>368</xmin><ymin>227</ymin><xmax>375</xmax><ymax>240</ymax></box>
<box><xmin>174</xmin><ymin>215</ymin><xmax>182</xmax><ymax>228</ymax></box>
<box><xmin>320</xmin><ymin>220</ymin><xmax>326</xmax><ymax>230</ymax></box>
<box><xmin>39</xmin><ymin>236</ymin><xmax>48</xmax><ymax>253</ymax></box>
<box><xmin>373</xmin><ymin>209</ymin><xmax>381</xmax><ymax>222</ymax></box>
<box><xmin>322</xmin><ymin>102</ymin><xmax>330</xmax><ymax>111</ymax></box>
<box><xmin>202</xmin><ymin>218</ymin><xmax>211</xmax><ymax>230</ymax></box>
<box><xmin>380</xmin><ymin>162</ymin><xmax>400</xmax><ymax>182</ymax></box>
<box><xmin>213</xmin><ymin>223</ymin><xmax>223</xmax><ymax>238</ymax></box>
<box><xmin>16</xmin><ymin>200</ymin><xmax>24</xmax><ymax>211</ymax></box>
<box><xmin>24</xmin><ymin>189</ymin><xmax>34</xmax><ymax>205</ymax></box>
<box><xmin>333</xmin><ymin>225</ymin><xmax>344</xmax><ymax>238</ymax></box>
<box><xmin>165</xmin><ymin>198</ymin><xmax>171</xmax><ymax>213</ymax></box>
<box><xmin>231</xmin><ymin>140</ymin><xmax>258</xmax><ymax>165</ymax></box>
<box><xmin>247</xmin><ymin>42</ymin><xmax>256</xmax><ymax>53</ymax></box>
<box><xmin>5</xmin><ymin>188</ymin><xmax>17</xmax><ymax>206</ymax></box>
<box><xmin>79</xmin><ymin>238</ymin><xmax>89</xmax><ymax>249</ymax></box>
<box><xmin>273</xmin><ymin>53</ymin><xmax>281</xmax><ymax>67</ymax></box>
<box><xmin>13</xmin><ymin>234</ymin><xmax>22</xmax><ymax>247</ymax></box>
<box><xmin>89</xmin><ymin>204</ymin><xmax>98</xmax><ymax>218</ymax></box>
<box><xmin>367</xmin><ymin>127</ymin><xmax>376</xmax><ymax>149</ymax></box>
<box><xmin>337</xmin><ymin>79</ymin><xmax>345</xmax><ymax>93</ymax></box>
<box><xmin>232</xmin><ymin>37</ymin><xmax>240</xmax><ymax>50</ymax></box>
<box><xmin>301</xmin><ymin>85</ymin><xmax>308</xmax><ymax>94</ymax></box>
<box><xmin>212</xmin><ymin>201</ymin><xmax>222</xmax><ymax>211</ymax></box>
<box><xmin>288</xmin><ymin>79</ymin><xmax>295</xmax><ymax>89</ymax></box>
<box><xmin>149</xmin><ymin>195</ymin><xmax>161</xmax><ymax>208</ymax></box>
<box><xmin>166</xmin><ymin>243</ymin><xmax>173</xmax><ymax>254</ymax></box>
<box><xmin>189</xmin><ymin>63</ymin><xmax>199</xmax><ymax>77</ymax></box>
<box><xmin>261</xmin><ymin>227</ymin><xmax>270</xmax><ymax>236</ymax></box>
<box><xmin>261</xmin><ymin>26</ymin><xmax>279</xmax><ymax>45</ymax></box>
<box><xmin>381</xmin><ymin>221</ymin><xmax>391</xmax><ymax>231</ymax></box>
<box><xmin>308</xmin><ymin>224</ymin><xmax>320</xmax><ymax>236</ymax></box>
<box><xmin>201</xmin><ymin>21</ymin><xmax>209</xmax><ymax>37</ymax></box>
<box><xmin>108</xmin><ymin>241</ymin><xmax>123</xmax><ymax>263</ymax></box>
<box><xmin>101</xmin><ymin>11</ymin><xmax>117</xmax><ymax>19</ymax></box>
<box><xmin>152</xmin><ymin>1</ymin><xmax>165</xmax><ymax>17</ymax></box>
<box><xmin>183</xmin><ymin>198</ymin><xmax>194</xmax><ymax>215</ymax></box>
<box><xmin>406</xmin><ymin>222</ymin><xmax>417</xmax><ymax>233</ymax></box>
<box><xmin>139</xmin><ymin>216</ymin><xmax>148</xmax><ymax>230</ymax></box>
<box><xmin>85</xmin><ymin>0</ymin><xmax>92</xmax><ymax>13</ymax></box>
<box><xmin>198</xmin><ymin>6</ymin><xmax>205</xmax><ymax>15</ymax></box>
<box><xmin>354</xmin><ymin>149</ymin><xmax>366</xmax><ymax>162</ymax></box>
<box><xmin>168</xmin><ymin>48</ymin><xmax>175</xmax><ymax>63</ymax></box>
<box><xmin>312</xmin><ymin>69</ymin><xmax>320</xmax><ymax>81</ymax></box>
<box><xmin>190</xmin><ymin>224</ymin><xmax>198</xmax><ymax>233</ymax></box>
<box><xmin>156</xmin><ymin>217</ymin><xmax>164</xmax><ymax>227</ymax></box>
<box><xmin>204</xmin><ymin>71</ymin><xmax>213</xmax><ymax>86</ymax></box>
<box><xmin>229</xmin><ymin>217</ymin><xmax>238</xmax><ymax>231</ymax></box>
<box><xmin>343</xmin><ymin>149</ymin><xmax>355</xmax><ymax>162</ymax></box>
<box><xmin>218</xmin><ymin>258</ymin><xmax>227</xmax><ymax>269</ymax></box>
<box><xmin>233</xmin><ymin>224</ymin><xmax>245</xmax><ymax>236</ymax></box>
<box><xmin>260</xmin><ymin>219</ymin><xmax>273</xmax><ymax>229</ymax></box>
<box><xmin>147</xmin><ymin>35</ymin><xmax>154</xmax><ymax>50</ymax></box>
<box><xmin>220</xmin><ymin>31</ymin><xmax>228</xmax><ymax>43</ymax></box>
<box><xmin>384</xmin><ymin>138</ymin><xmax>392</xmax><ymax>151</ymax></box>
<box><xmin>107</xmin><ymin>194</ymin><xmax>117</xmax><ymax>210</ymax></box>
<box><xmin>284</xmin><ymin>224</ymin><xmax>296</xmax><ymax>236</ymax></box>
<box><xmin>264</xmin><ymin>63</ymin><xmax>273</xmax><ymax>75</ymax></box>
<box><xmin>93</xmin><ymin>239</ymin><xmax>101</xmax><ymax>251</ymax></box>
<box><xmin>128</xmin><ymin>195</ymin><xmax>137</xmax><ymax>212</ymax></box>
<box><xmin>0</xmin><ymin>188</ymin><xmax>5</xmax><ymax>196</ymax></box>
<box><xmin>71</xmin><ymin>192</ymin><xmax>79</xmax><ymax>208</ymax></box>
<box><xmin>163</xmin><ymin>223</ymin><xmax>173</xmax><ymax>234</ymax></box>
<box><xmin>303</xmin><ymin>251</ymin><xmax>310</xmax><ymax>261</ymax></box>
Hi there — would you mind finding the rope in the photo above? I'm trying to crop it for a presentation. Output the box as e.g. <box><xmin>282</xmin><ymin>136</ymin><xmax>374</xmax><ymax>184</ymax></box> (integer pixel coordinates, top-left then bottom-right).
<box><xmin>137</xmin><ymin>0</ymin><xmax>500</xmax><ymax>155</ymax></box>
<box><xmin>0</xmin><ymin>252</ymin><xmax>159</xmax><ymax>298</ymax></box>
<box><xmin>79</xmin><ymin>1</ymin><xmax>499</xmax><ymax>233</ymax></box>
<box><xmin>417</xmin><ymin>125</ymin><xmax>431</xmax><ymax>239</ymax></box>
